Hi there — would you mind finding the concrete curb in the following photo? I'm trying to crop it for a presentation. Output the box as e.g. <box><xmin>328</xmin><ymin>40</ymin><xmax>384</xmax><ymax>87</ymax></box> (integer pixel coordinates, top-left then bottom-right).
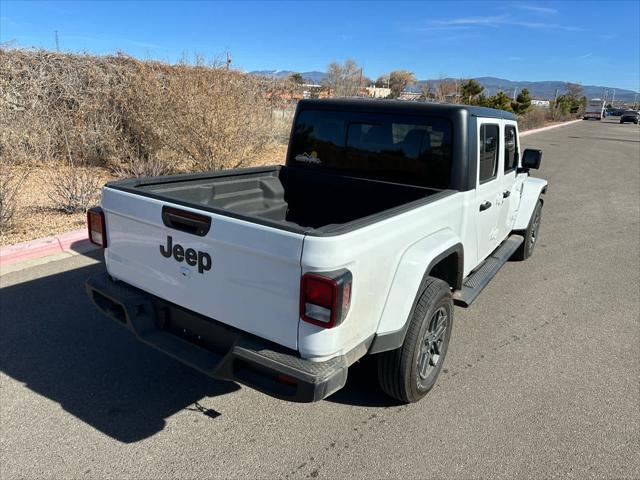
<box><xmin>0</xmin><ymin>228</ymin><xmax>95</xmax><ymax>267</ymax></box>
<box><xmin>520</xmin><ymin>119</ymin><xmax>582</xmax><ymax>137</ymax></box>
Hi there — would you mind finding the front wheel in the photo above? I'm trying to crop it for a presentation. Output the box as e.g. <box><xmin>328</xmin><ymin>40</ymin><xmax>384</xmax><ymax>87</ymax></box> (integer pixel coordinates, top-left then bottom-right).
<box><xmin>512</xmin><ymin>199</ymin><xmax>543</xmax><ymax>261</ymax></box>
<box><xmin>377</xmin><ymin>277</ymin><xmax>453</xmax><ymax>403</ymax></box>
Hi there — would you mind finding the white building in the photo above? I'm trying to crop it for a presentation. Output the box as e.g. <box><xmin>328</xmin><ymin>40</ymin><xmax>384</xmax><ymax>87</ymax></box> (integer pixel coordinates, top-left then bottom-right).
<box><xmin>366</xmin><ymin>86</ymin><xmax>391</xmax><ymax>98</ymax></box>
<box><xmin>531</xmin><ymin>99</ymin><xmax>550</xmax><ymax>108</ymax></box>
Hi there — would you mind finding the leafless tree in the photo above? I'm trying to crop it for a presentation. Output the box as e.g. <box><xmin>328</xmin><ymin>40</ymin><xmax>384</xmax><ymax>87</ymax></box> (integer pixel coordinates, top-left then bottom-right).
<box><xmin>388</xmin><ymin>70</ymin><xmax>416</xmax><ymax>98</ymax></box>
<box><xmin>420</xmin><ymin>81</ymin><xmax>435</xmax><ymax>100</ymax></box>
<box><xmin>322</xmin><ymin>59</ymin><xmax>362</xmax><ymax>97</ymax></box>
<box><xmin>435</xmin><ymin>78</ymin><xmax>460</xmax><ymax>103</ymax></box>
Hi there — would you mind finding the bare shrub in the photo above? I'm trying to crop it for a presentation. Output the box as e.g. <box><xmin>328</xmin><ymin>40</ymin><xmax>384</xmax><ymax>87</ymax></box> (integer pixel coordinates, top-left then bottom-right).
<box><xmin>0</xmin><ymin>163</ymin><xmax>28</xmax><ymax>232</ymax></box>
<box><xmin>153</xmin><ymin>62</ymin><xmax>273</xmax><ymax>171</ymax></box>
<box><xmin>518</xmin><ymin>107</ymin><xmax>549</xmax><ymax>131</ymax></box>
<box><xmin>48</xmin><ymin>167</ymin><xmax>100</xmax><ymax>213</ymax></box>
<box><xmin>1</xmin><ymin>48</ymin><xmax>281</xmax><ymax>172</ymax></box>
<box><xmin>114</xmin><ymin>155</ymin><xmax>173</xmax><ymax>178</ymax></box>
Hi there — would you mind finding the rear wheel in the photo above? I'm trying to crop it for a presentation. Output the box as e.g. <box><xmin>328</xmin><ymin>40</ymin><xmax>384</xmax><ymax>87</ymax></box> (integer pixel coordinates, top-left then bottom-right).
<box><xmin>512</xmin><ymin>199</ymin><xmax>543</xmax><ymax>261</ymax></box>
<box><xmin>377</xmin><ymin>277</ymin><xmax>453</xmax><ymax>403</ymax></box>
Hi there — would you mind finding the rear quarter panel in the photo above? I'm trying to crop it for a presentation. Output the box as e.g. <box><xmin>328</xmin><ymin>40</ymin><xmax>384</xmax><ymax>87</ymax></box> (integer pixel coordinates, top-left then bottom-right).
<box><xmin>298</xmin><ymin>191</ymin><xmax>475</xmax><ymax>360</ymax></box>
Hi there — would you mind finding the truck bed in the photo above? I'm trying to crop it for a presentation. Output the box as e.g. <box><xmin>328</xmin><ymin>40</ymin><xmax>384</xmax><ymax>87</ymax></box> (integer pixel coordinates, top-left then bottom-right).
<box><xmin>107</xmin><ymin>166</ymin><xmax>442</xmax><ymax>235</ymax></box>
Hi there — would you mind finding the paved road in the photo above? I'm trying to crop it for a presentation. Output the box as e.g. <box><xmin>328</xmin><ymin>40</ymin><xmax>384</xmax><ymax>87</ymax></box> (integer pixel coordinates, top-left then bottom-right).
<box><xmin>1</xmin><ymin>118</ymin><xmax>639</xmax><ymax>479</ymax></box>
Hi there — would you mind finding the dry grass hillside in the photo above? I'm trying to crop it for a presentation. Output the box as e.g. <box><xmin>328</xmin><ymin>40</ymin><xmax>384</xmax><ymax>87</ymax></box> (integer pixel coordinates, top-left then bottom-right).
<box><xmin>0</xmin><ymin>48</ymin><xmax>292</xmax><ymax>244</ymax></box>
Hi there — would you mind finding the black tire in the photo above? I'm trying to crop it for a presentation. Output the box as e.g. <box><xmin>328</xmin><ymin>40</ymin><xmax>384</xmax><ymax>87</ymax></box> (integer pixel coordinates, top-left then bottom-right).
<box><xmin>377</xmin><ymin>277</ymin><xmax>453</xmax><ymax>403</ymax></box>
<box><xmin>512</xmin><ymin>199</ymin><xmax>543</xmax><ymax>261</ymax></box>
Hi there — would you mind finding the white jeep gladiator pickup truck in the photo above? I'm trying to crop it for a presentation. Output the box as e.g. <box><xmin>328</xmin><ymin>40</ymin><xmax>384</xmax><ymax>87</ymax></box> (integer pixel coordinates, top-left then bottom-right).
<box><xmin>86</xmin><ymin>99</ymin><xmax>547</xmax><ymax>403</ymax></box>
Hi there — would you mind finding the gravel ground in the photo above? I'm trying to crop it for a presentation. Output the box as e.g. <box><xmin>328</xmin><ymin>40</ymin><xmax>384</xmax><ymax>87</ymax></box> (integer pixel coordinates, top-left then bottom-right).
<box><xmin>0</xmin><ymin>145</ymin><xmax>288</xmax><ymax>246</ymax></box>
<box><xmin>0</xmin><ymin>164</ymin><xmax>113</xmax><ymax>246</ymax></box>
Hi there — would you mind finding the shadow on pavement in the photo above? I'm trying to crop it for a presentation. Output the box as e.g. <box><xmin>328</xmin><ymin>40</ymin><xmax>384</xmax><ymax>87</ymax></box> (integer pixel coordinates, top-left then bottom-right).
<box><xmin>0</xmin><ymin>251</ymin><xmax>238</xmax><ymax>443</ymax></box>
<box><xmin>328</xmin><ymin>356</ymin><xmax>403</xmax><ymax>408</ymax></box>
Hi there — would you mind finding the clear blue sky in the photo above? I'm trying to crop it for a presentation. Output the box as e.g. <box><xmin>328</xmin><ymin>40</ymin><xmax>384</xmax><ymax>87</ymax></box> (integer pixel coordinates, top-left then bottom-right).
<box><xmin>1</xmin><ymin>0</ymin><xmax>638</xmax><ymax>91</ymax></box>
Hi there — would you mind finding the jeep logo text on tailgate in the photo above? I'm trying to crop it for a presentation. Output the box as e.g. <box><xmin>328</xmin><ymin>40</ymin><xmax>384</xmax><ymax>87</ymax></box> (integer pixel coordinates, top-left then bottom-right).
<box><xmin>160</xmin><ymin>235</ymin><xmax>212</xmax><ymax>274</ymax></box>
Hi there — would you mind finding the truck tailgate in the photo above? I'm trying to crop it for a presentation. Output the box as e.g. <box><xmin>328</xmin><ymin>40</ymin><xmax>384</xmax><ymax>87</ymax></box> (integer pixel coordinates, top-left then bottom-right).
<box><xmin>101</xmin><ymin>187</ymin><xmax>304</xmax><ymax>350</ymax></box>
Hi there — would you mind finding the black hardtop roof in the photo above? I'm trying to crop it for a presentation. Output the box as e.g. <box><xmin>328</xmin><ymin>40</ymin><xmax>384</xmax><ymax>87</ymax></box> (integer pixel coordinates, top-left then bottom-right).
<box><xmin>298</xmin><ymin>98</ymin><xmax>517</xmax><ymax>121</ymax></box>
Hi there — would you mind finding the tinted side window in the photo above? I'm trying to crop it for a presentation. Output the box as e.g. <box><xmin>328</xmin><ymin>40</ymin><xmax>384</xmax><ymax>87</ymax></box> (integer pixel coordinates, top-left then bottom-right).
<box><xmin>504</xmin><ymin>125</ymin><xmax>518</xmax><ymax>172</ymax></box>
<box><xmin>479</xmin><ymin>124</ymin><xmax>499</xmax><ymax>183</ymax></box>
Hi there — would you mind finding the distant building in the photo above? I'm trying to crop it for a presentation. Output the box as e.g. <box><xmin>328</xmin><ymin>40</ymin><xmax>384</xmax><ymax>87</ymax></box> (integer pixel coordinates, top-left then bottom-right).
<box><xmin>366</xmin><ymin>86</ymin><xmax>391</xmax><ymax>98</ymax></box>
<box><xmin>301</xmin><ymin>84</ymin><xmax>328</xmax><ymax>99</ymax></box>
<box><xmin>531</xmin><ymin>99</ymin><xmax>550</xmax><ymax>108</ymax></box>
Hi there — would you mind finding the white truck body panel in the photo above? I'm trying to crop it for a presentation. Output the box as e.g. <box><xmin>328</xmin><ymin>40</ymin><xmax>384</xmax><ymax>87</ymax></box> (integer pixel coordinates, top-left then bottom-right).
<box><xmin>513</xmin><ymin>176</ymin><xmax>548</xmax><ymax>230</ymax></box>
<box><xmin>297</xmin><ymin>191</ymin><xmax>473</xmax><ymax>360</ymax></box>
<box><xmin>372</xmin><ymin>226</ymin><xmax>465</xmax><ymax>336</ymax></box>
<box><xmin>102</xmin><ymin>187</ymin><xmax>304</xmax><ymax>349</ymax></box>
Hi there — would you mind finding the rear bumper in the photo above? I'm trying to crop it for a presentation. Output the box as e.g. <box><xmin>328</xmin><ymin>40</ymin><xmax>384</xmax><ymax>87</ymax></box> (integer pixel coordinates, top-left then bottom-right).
<box><xmin>86</xmin><ymin>272</ymin><xmax>350</xmax><ymax>402</ymax></box>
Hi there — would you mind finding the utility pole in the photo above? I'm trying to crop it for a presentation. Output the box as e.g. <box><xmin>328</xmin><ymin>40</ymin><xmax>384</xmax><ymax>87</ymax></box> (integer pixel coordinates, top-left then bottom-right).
<box><xmin>226</xmin><ymin>50</ymin><xmax>231</xmax><ymax>70</ymax></box>
<box><xmin>611</xmin><ymin>89</ymin><xmax>616</xmax><ymax>105</ymax></box>
<box><xmin>54</xmin><ymin>30</ymin><xmax>59</xmax><ymax>52</ymax></box>
<box><xmin>358</xmin><ymin>68</ymin><xmax>363</xmax><ymax>97</ymax></box>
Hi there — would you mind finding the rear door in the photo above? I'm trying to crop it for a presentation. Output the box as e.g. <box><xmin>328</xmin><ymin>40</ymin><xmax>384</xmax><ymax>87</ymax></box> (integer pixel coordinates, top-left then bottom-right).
<box><xmin>474</xmin><ymin>121</ymin><xmax>503</xmax><ymax>261</ymax></box>
<box><xmin>101</xmin><ymin>188</ymin><xmax>304</xmax><ymax>350</ymax></box>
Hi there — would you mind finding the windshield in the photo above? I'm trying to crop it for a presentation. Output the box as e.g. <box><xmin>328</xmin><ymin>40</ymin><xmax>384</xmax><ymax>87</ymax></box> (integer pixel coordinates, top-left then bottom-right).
<box><xmin>288</xmin><ymin>109</ymin><xmax>453</xmax><ymax>188</ymax></box>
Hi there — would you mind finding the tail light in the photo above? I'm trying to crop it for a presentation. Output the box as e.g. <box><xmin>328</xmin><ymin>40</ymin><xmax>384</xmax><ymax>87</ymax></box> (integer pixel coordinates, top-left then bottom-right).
<box><xmin>300</xmin><ymin>269</ymin><xmax>352</xmax><ymax>328</ymax></box>
<box><xmin>87</xmin><ymin>207</ymin><xmax>107</xmax><ymax>248</ymax></box>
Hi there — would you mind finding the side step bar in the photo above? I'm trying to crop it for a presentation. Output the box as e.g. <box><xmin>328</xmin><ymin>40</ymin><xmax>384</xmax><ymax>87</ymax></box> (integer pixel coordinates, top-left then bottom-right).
<box><xmin>453</xmin><ymin>234</ymin><xmax>524</xmax><ymax>307</ymax></box>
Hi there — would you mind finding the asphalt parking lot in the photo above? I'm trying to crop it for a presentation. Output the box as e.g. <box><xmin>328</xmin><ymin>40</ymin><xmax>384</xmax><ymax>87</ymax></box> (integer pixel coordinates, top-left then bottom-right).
<box><xmin>1</xmin><ymin>117</ymin><xmax>639</xmax><ymax>479</ymax></box>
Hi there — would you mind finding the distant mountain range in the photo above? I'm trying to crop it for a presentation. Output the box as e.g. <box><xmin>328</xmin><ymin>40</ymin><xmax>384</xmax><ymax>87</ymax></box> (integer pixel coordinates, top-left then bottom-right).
<box><xmin>249</xmin><ymin>70</ymin><xmax>326</xmax><ymax>84</ymax></box>
<box><xmin>416</xmin><ymin>77</ymin><xmax>639</xmax><ymax>102</ymax></box>
<box><xmin>249</xmin><ymin>70</ymin><xmax>639</xmax><ymax>102</ymax></box>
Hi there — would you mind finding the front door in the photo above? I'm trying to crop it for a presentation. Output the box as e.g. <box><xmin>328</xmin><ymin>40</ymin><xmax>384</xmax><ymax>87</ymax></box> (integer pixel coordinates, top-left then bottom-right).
<box><xmin>475</xmin><ymin>121</ymin><xmax>503</xmax><ymax>262</ymax></box>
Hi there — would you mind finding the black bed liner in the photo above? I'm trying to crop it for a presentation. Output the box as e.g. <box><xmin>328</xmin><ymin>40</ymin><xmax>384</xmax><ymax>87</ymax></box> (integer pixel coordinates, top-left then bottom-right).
<box><xmin>106</xmin><ymin>165</ymin><xmax>453</xmax><ymax>236</ymax></box>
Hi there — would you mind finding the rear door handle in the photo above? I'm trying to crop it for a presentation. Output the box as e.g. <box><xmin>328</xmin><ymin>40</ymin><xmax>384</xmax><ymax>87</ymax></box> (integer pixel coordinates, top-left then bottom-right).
<box><xmin>479</xmin><ymin>201</ymin><xmax>492</xmax><ymax>211</ymax></box>
<box><xmin>503</xmin><ymin>190</ymin><xmax>511</xmax><ymax>198</ymax></box>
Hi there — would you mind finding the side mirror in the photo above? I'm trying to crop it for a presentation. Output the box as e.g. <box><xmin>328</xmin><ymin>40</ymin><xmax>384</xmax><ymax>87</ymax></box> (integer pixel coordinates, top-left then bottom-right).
<box><xmin>521</xmin><ymin>148</ymin><xmax>542</xmax><ymax>170</ymax></box>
